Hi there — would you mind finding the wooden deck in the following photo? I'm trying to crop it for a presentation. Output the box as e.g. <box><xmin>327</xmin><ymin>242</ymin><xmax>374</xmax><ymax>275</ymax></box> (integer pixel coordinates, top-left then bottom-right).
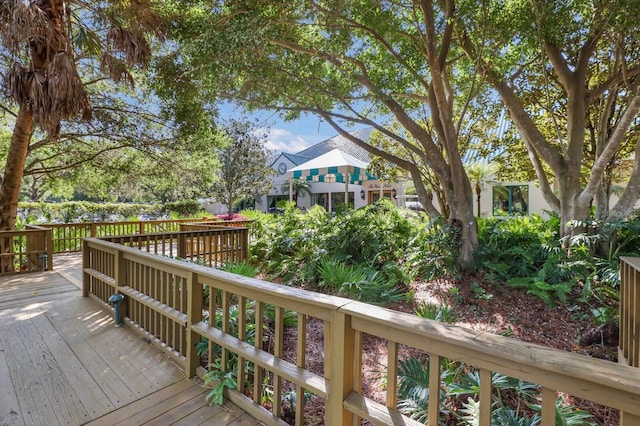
<box><xmin>0</xmin><ymin>255</ymin><xmax>263</xmax><ymax>426</ymax></box>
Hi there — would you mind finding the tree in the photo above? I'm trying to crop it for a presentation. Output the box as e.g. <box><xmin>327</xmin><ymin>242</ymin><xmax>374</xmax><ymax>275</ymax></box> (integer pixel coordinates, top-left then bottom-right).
<box><xmin>169</xmin><ymin>0</ymin><xmax>487</xmax><ymax>264</ymax></box>
<box><xmin>0</xmin><ymin>0</ymin><xmax>167</xmax><ymax>232</ymax></box>
<box><xmin>456</xmin><ymin>0</ymin><xmax>640</xmax><ymax>239</ymax></box>
<box><xmin>212</xmin><ymin>120</ymin><xmax>275</xmax><ymax>219</ymax></box>
<box><xmin>466</xmin><ymin>162</ymin><xmax>498</xmax><ymax>218</ymax></box>
<box><xmin>280</xmin><ymin>179</ymin><xmax>311</xmax><ymax>207</ymax></box>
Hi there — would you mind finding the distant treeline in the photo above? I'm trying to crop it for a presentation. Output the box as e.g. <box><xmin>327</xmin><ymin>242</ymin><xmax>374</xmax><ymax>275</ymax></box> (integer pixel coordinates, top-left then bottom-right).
<box><xmin>18</xmin><ymin>200</ymin><xmax>204</xmax><ymax>224</ymax></box>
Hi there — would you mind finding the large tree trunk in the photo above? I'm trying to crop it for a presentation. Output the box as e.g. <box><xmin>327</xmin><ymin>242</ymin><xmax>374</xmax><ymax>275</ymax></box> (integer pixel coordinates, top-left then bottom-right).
<box><xmin>0</xmin><ymin>107</ymin><xmax>33</xmax><ymax>272</ymax></box>
<box><xmin>0</xmin><ymin>107</ymin><xmax>33</xmax><ymax>231</ymax></box>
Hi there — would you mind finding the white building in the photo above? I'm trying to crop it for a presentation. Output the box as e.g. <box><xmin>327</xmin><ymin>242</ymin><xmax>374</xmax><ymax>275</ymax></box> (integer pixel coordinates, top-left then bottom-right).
<box><xmin>260</xmin><ymin>128</ymin><xmax>400</xmax><ymax>213</ymax></box>
<box><xmin>259</xmin><ymin>128</ymin><xmax>556</xmax><ymax>217</ymax></box>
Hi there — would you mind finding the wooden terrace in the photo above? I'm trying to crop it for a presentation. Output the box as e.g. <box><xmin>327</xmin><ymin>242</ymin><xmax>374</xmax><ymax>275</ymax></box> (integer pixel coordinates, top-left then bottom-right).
<box><xmin>3</xmin><ymin>221</ymin><xmax>640</xmax><ymax>425</ymax></box>
<box><xmin>0</xmin><ymin>254</ymin><xmax>262</xmax><ymax>426</ymax></box>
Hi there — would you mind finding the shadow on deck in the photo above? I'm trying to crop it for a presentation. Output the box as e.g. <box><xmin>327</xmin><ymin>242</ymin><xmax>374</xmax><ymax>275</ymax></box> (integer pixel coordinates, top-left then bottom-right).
<box><xmin>0</xmin><ymin>254</ymin><xmax>262</xmax><ymax>426</ymax></box>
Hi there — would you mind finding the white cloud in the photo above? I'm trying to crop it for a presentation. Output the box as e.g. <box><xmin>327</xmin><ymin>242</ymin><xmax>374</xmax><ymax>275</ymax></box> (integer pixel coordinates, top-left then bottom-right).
<box><xmin>265</xmin><ymin>127</ymin><xmax>320</xmax><ymax>153</ymax></box>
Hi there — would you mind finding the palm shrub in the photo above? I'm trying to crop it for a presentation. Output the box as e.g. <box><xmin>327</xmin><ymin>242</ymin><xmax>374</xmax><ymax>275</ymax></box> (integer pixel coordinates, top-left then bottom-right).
<box><xmin>322</xmin><ymin>199</ymin><xmax>413</xmax><ymax>265</ymax></box>
<box><xmin>317</xmin><ymin>258</ymin><xmax>409</xmax><ymax>306</ymax></box>
<box><xmin>477</xmin><ymin>215</ymin><xmax>559</xmax><ymax>282</ymax></box>
<box><xmin>397</xmin><ymin>356</ymin><xmax>595</xmax><ymax>425</ymax></box>
<box><xmin>248</xmin><ymin>205</ymin><xmax>328</xmax><ymax>284</ymax></box>
<box><xmin>406</xmin><ymin>217</ymin><xmax>460</xmax><ymax>281</ymax></box>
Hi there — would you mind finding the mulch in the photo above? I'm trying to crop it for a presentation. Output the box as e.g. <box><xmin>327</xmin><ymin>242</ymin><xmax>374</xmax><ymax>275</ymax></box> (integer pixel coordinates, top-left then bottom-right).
<box><xmin>276</xmin><ymin>272</ymin><xmax>621</xmax><ymax>425</ymax></box>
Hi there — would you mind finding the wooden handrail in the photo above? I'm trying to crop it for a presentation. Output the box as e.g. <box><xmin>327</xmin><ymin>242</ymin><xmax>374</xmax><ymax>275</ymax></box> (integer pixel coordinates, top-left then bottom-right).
<box><xmin>82</xmin><ymin>239</ymin><xmax>640</xmax><ymax>426</ymax></box>
<box><xmin>41</xmin><ymin>217</ymin><xmax>252</xmax><ymax>254</ymax></box>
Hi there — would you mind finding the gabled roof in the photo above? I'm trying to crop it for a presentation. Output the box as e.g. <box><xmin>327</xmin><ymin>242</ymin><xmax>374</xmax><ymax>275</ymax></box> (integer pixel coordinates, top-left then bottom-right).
<box><xmin>295</xmin><ymin>128</ymin><xmax>373</xmax><ymax>163</ymax></box>
<box><xmin>288</xmin><ymin>149</ymin><xmax>371</xmax><ymax>184</ymax></box>
<box><xmin>289</xmin><ymin>149</ymin><xmax>368</xmax><ymax>172</ymax></box>
<box><xmin>281</xmin><ymin>152</ymin><xmax>311</xmax><ymax>166</ymax></box>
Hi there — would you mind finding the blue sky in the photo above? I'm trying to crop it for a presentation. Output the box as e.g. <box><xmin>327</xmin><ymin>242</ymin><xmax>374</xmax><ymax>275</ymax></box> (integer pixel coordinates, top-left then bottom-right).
<box><xmin>220</xmin><ymin>102</ymin><xmax>362</xmax><ymax>154</ymax></box>
<box><xmin>258</xmin><ymin>113</ymin><xmax>336</xmax><ymax>153</ymax></box>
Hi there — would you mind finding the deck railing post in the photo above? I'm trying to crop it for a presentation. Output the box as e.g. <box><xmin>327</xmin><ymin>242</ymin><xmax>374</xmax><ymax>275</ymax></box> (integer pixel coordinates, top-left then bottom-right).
<box><xmin>46</xmin><ymin>227</ymin><xmax>53</xmax><ymax>271</ymax></box>
<box><xmin>82</xmin><ymin>239</ymin><xmax>90</xmax><ymax>297</ymax></box>
<box><xmin>113</xmin><ymin>248</ymin><xmax>128</xmax><ymax>320</ymax></box>
<box><xmin>326</xmin><ymin>309</ymin><xmax>356</xmax><ymax>426</ymax></box>
<box><xmin>185</xmin><ymin>271</ymin><xmax>203</xmax><ymax>377</ymax></box>
<box><xmin>177</xmin><ymin>232</ymin><xmax>187</xmax><ymax>260</ymax></box>
<box><xmin>622</xmin><ymin>412</ymin><xmax>640</xmax><ymax>425</ymax></box>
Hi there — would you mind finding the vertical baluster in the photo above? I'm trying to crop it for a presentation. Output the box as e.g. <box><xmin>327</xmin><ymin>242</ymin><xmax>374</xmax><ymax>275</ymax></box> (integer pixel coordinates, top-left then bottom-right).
<box><xmin>253</xmin><ymin>301</ymin><xmax>264</xmax><ymax>405</ymax></box>
<box><xmin>541</xmin><ymin>387</ymin><xmax>555</xmax><ymax>426</ymax></box>
<box><xmin>208</xmin><ymin>283</ymin><xmax>217</xmax><ymax>371</ymax></box>
<box><xmin>621</xmin><ymin>261</ymin><xmax>629</xmax><ymax>363</ymax></box>
<box><xmin>186</xmin><ymin>271</ymin><xmax>203</xmax><ymax>377</ymax></box>
<box><xmin>237</xmin><ymin>296</ymin><xmax>247</xmax><ymax>394</ymax></box>
<box><xmin>479</xmin><ymin>368</ymin><xmax>492</xmax><ymax>426</ymax></box>
<box><xmin>428</xmin><ymin>354</ymin><xmax>441</xmax><ymax>426</ymax></box>
<box><xmin>387</xmin><ymin>341</ymin><xmax>398</xmax><ymax>410</ymax></box>
<box><xmin>353</xmin><ymin>330</ymin><xmax>363</xmax><ymax>426</ymax></box>
<box><xmin>221</xmin><ymin>290</ymin><xmax>230</xmax><ymax>370</ymax></box>
<box><xmin>273</xmin><ymin>306</ymin><xmax>284</xmax><ymax>418</ymax></box>
<box><xmin>295</xmin><ymin>313</ymin><xmax>307</xmax><ymax>426</ymax></box>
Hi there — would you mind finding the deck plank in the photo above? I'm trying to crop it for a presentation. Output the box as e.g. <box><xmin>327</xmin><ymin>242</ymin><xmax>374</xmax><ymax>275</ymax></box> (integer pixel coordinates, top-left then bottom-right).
<box><xmin>0</xmin><ymin>273</ymin><xmax>78</xmax><ymax>310</ymax></box>
<box><xmin>44</xmin><ymin>296</ymin><xmax>177</xmax><ymax>404</ymax></box>
<box><xmin>0</xmin><ymin>258</ymin><xmax>261</xmax><ymax>426</ymax></box>
<box><xmin>0</xmin><ymin>307</ymin><xmax>83</xmax><ymax>426</ymax></box>
<box><xmin>142</xmin><ymin>391</ymin><xmax>212</xmax><ymax>426</ymax></box>
<box><xmin>112</xmin><ymin>380</ymin><xmax>207</xmax><ymax>425</ymax></box>
<box><xmin>44</xmin><ymin>302</ymin><xmax>139</xmax><ymax>408</ymax></box>
<box><xmin>30</xmin><ymin>306</ymin><xmax>114</xmax><ymax>420</ymax></box>
<box><xmin>84</xmin><ymin>379</ymin><xmax>195</xmax><ymax>425</ymax></box>
<box><xmin>0</xmin><ymin>328</ymin><xmax>24</xmax><ymax>426</ymax></box>
<box><xmin>173</xmin><ymin>401</ymin><xmax>245</xmax><ymax>426</ymax></box>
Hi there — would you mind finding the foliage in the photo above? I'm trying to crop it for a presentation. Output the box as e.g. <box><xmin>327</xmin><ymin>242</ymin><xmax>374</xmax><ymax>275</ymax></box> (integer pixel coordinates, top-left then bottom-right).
<box><xmin>398</xmin><ymin>357</ymin><xmax>594</xmax><ymax>425</ymax></box>
<box><xmin>203</xmin><ymin>360</ymin><xmax>237</xmax><ymax>405</ymax></box>
<box><xmin>248</xmin><ymin>201</ymin><xmax>417</xmax><ymax>304</ymax></box>
<box><xmin>407</xmin><ymin>218</ymin><xmax>461</xmax><ymax>280</ymax></box>
<box><xmin>414</xmin><ymin>302</ymin><xmax>456</xmax><ymax>323</ymax></box>
<box><xmin>0</xmin><ymin>0</ymin><xmax>173</xmax><ymax>231</ymax></box>
<box><xmin>17</xmin><ymin>201</ymin><xmax>205</xmax><ymax>224</ymax></box>
<box><xmin>317</xmin><ymin>258</ymin><xmax>408</xmax><ymax>306</ymax></box>
<box><xmin>220</xmin><ymin>261</ymin><xmax>258</xmax><ymax>278</ymax></box>
<box><xmin>210</xmin><ymin>119</ymin><xmax>275</xmax><ymax>219</ymax></box>
<box><xmin>165</xmin><ymin>200</ymin><xmax>206</xmax><ymax>217</ymax></box>
<box><xmin>171</xmin><ymin>0</ymin><xmax>488</xmax><ymax>264</ymax></box>
<box><xmin>323</xmin><ymin>199</ymin><xmax>413</xmax><ymax>265</ymax></box>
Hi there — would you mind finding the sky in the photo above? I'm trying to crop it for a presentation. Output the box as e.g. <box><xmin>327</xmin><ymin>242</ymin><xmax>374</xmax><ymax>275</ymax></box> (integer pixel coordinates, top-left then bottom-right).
<box><xmin>220</xmin><ymin>102</ymin><xmax>365</xmax><ymax>155</ymax></box>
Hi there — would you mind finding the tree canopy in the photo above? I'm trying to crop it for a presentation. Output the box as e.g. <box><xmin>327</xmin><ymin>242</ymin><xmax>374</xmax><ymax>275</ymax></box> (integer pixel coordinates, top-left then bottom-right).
<box><xmin>168</xmin><ymin>0</ymin><xmax>493</xmax><ymax>263</ymax></box>
<box><xmin>211</xmin><ymin>119</ymin><xmax>275</xmax><ymax>218</ymax></box>
<box><xmin>455</xmin><ymin>0</ymin><xmax>640</xmax><ymax>235</ymax></box>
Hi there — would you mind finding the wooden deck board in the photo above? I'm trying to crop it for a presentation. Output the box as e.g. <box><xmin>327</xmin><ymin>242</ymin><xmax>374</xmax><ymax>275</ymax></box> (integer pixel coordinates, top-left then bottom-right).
<box><xmin>30</xmin><ymin>307</ymin><xmax>115</xmax><ymax>419</ymax></box>
<box><xmin>0</xmin><ymin>262</ymin><xmax>262</xmax><ymax>426</ymax></box>
<box><xmin>0</xmin><ymin>272</ymin><xmax>78</xmax><ymax>310</ymax></box>
<box><xmin>0</xmin><ymin>333</ymin><xmax>24</xmax><ymax>426</ymax></box>
<box><xmin>1</xmin><ymin>307</ymin><xmax>82</xmax><ymax>426</ymax></box>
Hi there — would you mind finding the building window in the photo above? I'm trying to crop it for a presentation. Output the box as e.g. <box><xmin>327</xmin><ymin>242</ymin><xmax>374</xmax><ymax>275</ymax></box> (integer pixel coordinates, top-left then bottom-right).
<box><xmin>311</xmin><ymin>192</ymin><xmax>355</xmax><ymax>212</ymax></box>
<box><xmin>492</xmin><ymin>185</ymin><xmax>529</xmax><ymax>216</ymax></box>
<box><xmin>267</xmin><ymin>195</ymin><xmax>288</xmax><ymax>211</ymax></box>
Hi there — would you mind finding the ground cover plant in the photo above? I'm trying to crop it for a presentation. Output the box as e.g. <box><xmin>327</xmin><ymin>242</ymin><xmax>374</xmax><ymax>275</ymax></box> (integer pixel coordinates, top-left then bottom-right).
<box><xmin>217</xmin><ymin>202</ymin><xmax>640</xmax><ymax>424</ymax></box>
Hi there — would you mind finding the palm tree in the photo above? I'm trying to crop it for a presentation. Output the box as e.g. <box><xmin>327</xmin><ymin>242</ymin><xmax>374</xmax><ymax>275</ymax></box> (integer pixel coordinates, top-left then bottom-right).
<box><xmin>280</xmin><ymin>178</ymin><xmax>312</xmax><ymax>207</ymax></box>
<box><xmin>0</xmin><ymin>1</ymin><xmax>164</xmax><ymax>232</ymax></box>
<box><xmin>465</xmin><ymin>162</ymin><xmax>498</xmax><ymax>218</ymax></box>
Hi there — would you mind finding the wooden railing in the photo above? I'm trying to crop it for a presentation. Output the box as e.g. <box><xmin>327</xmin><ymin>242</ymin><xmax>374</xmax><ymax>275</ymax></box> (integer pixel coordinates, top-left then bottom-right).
<box><xmin>83</xmin><ymin>239</ymin><xmax>640</xmax><ymax>426</ymax></box>
<box><xmin>99</xmin><ymin>226</ymin><xmax>248</xmax><ymax>268</ymax></box>
<box><xmin>41</xmin><ymin>217</ymin><xmax>240</xmax><ymax>253</ymax></box>
<box><xmin>620</xmin><ymin>257</ymin><xmax>640</xmax><ymax>368</ymax></box>
<box><xmin>0</xmin><ymin>226</ymin><xmax>53</xmax><ymax>275</ymax></box>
